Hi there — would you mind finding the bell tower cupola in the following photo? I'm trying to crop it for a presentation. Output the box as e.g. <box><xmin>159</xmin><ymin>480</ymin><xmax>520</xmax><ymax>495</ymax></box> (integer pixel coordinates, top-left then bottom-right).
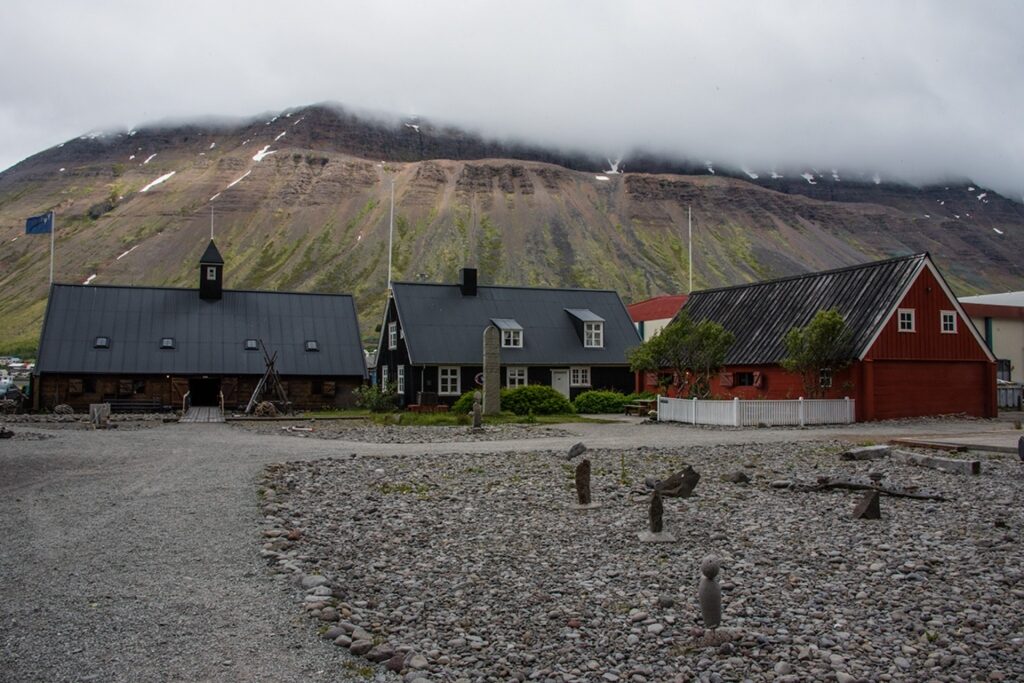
<box><xmin>199</xmin><ymin>239</ymin><xmax>224</xmax><ymax>301</ymax></box>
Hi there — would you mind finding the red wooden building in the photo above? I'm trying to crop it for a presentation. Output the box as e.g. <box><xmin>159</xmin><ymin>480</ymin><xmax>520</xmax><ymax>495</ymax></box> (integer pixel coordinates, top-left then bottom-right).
<box><xmin>643</xmin><ymin>253</ymin><xmax>997</xmax><ymax>421</ymax></box>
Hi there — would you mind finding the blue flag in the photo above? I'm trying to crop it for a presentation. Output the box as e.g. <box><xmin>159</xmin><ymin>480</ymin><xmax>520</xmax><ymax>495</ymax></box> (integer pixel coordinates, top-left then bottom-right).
<box><xmin>25</xmin><ymin>212</ymin><xmax>53</xmax><ymax>235</ymax></box>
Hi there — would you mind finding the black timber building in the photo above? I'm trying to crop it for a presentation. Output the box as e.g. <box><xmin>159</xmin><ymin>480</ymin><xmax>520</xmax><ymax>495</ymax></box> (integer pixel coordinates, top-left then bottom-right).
<box><xmin>33</xmin><ymin>240</ymin><xmax>367</xmax><ymax>412</ymax></box>
<box><xmin>375</xmin><ymin>268</ymin><xmax>641</xmax><ymax>405</ymax></box>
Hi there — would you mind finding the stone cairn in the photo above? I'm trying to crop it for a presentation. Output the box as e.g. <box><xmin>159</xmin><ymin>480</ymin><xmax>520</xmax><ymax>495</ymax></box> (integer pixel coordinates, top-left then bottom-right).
<box><xmin>472</xmin><ymin>391</ymin><xmax>483</xmax><ymax>429</ymax></box>
<box><xmin>649</xmin><ymin>491</ymin><xmax>664</xmax><ymax>533</ymax></box>
<box><xmin>698</xmin><ymin>555</ymin><xmax>722</xmax><ymax>634</ymax></box>
<box><xmin>637</xmin><ymin>465</ymin><xmax>700</xmax><ymax>543</ymax></box>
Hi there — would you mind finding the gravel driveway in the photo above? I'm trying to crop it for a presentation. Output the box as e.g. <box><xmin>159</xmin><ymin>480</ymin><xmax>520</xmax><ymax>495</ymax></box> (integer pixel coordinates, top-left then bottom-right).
<box><xmin>0</xmin><ymin>416</ymin><xmax>1016</xmax><ymax>681</ymax></box>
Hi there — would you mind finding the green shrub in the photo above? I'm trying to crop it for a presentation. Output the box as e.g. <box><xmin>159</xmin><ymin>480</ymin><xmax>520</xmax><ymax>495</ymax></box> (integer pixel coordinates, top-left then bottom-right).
<box><xmin>501</xmin><ymin>385</ymin><xmax>574</xmax><ymax>415</ymax></box>
<box><xmin>353</xmin><ymin>382</ymin><xmax>398</xmax><ymax>412</ymax></box>
<box><xmin>624</xmin><ymin>391</ymin><xmax>656</xmax><ymax>402</ymax></box>
<box><xmin>450</xmin><ymin>390</ymin><xmax>477</xmax><ymax>414</ymax></box>
<box><xmin>574</xmin><ymin>390</ymin><xmax>630</xmax><ymax>414</ymax></box>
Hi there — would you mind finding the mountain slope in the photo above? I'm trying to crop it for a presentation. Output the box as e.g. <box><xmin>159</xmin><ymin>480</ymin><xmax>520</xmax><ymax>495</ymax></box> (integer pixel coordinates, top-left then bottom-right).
<box><xmin>1</xmin><ymin>104</ymin><xmax>1022</xmax><ymax>354</ymax></box>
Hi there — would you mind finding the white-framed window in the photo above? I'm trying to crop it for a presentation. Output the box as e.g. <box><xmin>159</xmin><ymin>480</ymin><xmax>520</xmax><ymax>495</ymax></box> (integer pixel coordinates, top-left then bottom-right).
<box><xmin>941</xmin><ymin>310</ymin><xmax>957</xmax><ymax>334</ymax></box>
<box><xmin>507</xmin><ymin>367</ymin><xmax>528</xmax><ymax>388</ymax></box>
<box><xmin>160</xmin><ymin>337</ymin><xmax>175</xmax><ymax>349</ymax></box>
<box><xmin>244</xmin><ymin>339</ymin><xmax>258</xmax><ymax>351</ymax></box>
<box><xmin>898</xmin><ymin>308</ymin><xmax>915</xmax><ymax>333</ymax></box>
<box><xmin>397</xmin><ymin>365</ymin><xmax>405</xmax><ymax>394</ymax></box>
<box><xmin>305</xmin><ymin>340</ymin><xmax>319</xmax><ymax>352</ymax></box>
<box><xmin>381</xmin><ymin>364</ymin><xmax>389</xmax><ymax>387</ymax></box>
<box><xmin>206</xmin><ymin>266</ymin><xmax>217</xmax><ymax>281</ymax></box>
<box><xmin>502</xmin><ymin>329</ymin><xmax>523</xmax><ymax>348</ymax></box>
<box><xmin>94</xmin><ymin>336</ymin><xmax>110</xmax><ymax>349</ymax></box>
<box><xmin>820</xmin><ymin>367</ymin><xmax>832</xmax><ymax>388</ymax></box>
<box><xmin>584</xmin><ymin>322</ymin><xmax>604</xmax><ymax>348</ymax></box>
<box><xmin>570</xmin><ymin>366</ymin><xmax>591</xmax><ymax>387</ymax></box>
<box><xmin>439</xmin><ymin>366</ymin><xmax>461</xmax><ymax>395</ymax></box>
<box><xmin>388</xmin><ymin>322</ymin><xmax>398</xmax><ymax>350</ymax></box>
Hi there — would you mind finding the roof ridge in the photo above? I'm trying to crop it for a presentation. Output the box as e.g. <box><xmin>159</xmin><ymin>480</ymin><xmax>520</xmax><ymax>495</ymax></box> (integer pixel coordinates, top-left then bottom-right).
<box><xmin>391</xmin><ymin>281</ymin><xmax>619</xmax><ymax>294</ymax></box>
<box><xmin>691</xmin><ymin>253</ymin><xmax>927</xmax><ymax>296</ymax></box>
<box><xmin>51</xmin><ymin>283</ymin><xmax>354</xmax><ymax>298</ymax></box>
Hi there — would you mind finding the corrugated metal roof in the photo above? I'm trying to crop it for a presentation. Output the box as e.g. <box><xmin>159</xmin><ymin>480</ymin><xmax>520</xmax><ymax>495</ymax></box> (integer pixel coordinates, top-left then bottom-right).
<box><xmin>37</xmin><ymin>284</ymin><xmax>366</xmax><ymax>377</ymax></box>
<box><xmin>683</xmin><ymin>254</ymin><xmax>927</xmax><ymax>364</ymax></box>
<box><xmin>565</xmin><ymin>308</ymin><xmax>605</xmax><ymax>322</ymax></box>
<box><xmin>392</xmin><ymin>282</ymin><xmax>640</xmax><ymax>365</ymax></box>
<box><xmin>627</xmin><ymin>294</ymin><xmax>688</xmax><ymax>322</ymax></box>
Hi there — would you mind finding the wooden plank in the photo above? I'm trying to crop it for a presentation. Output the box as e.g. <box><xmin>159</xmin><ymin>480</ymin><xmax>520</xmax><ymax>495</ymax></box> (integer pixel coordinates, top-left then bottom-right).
<box><xmin>892</xmin><ymin>449</ymin><xmax>981</xmax><ymax>475</ymax></box>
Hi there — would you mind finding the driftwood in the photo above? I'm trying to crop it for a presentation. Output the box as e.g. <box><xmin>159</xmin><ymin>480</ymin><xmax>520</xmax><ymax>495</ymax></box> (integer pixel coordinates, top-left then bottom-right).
<box><xmin>792</xmin><ymin>475</ymin><xmax>946</xmax><ymax>501</ymax></box>
<box><xmin>840</xmin><ymin>445</ymin><xmax>890</xmax><ymax>461</ymax></box>
<box><xmin>891</xmin><ymin>449</ymin><xmax>980</xmax><ymax>476</ymax></box>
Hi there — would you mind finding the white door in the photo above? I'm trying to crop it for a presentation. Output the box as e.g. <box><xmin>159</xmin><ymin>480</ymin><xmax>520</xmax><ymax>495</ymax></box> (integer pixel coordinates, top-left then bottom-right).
<box><xmin>551</xmin><ymin>369</ymin><xmax>570</xmax><ymax>398</ymax></box>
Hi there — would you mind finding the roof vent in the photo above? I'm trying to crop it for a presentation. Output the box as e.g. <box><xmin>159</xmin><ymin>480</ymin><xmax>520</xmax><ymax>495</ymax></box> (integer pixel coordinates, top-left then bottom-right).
<box><xmin>459</xmin><ymin>267</ymin><xmax>477</xmax><ymax>296</ymax></box>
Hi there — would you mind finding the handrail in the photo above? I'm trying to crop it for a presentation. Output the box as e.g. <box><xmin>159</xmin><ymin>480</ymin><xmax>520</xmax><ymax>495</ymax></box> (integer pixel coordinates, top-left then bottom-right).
<box><xmin>182</xmin><ymin>390</ymin><xmax>191</xmax><ymax>413</ymax></box>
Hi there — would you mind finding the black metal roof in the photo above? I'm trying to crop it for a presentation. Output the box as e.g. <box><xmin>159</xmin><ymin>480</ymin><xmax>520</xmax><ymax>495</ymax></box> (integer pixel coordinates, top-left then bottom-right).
<box><xmin>36</xmin><ymin>284</ymin><xmax>366</xmax><ymax>377</ymax></box>
<box><xmin>390</xmin><ymin>282</ymin><xmax>640</xmax><ymax>365</ymax></box>
<box><xmin>683</xmin><ymin>253</ymin><xmax>928</xmax><ymax>365</ymax></box>
<box><xmin>199</xmin><ymin>240</ymin><xmax>224</xmax><ymax>264</ymax></box>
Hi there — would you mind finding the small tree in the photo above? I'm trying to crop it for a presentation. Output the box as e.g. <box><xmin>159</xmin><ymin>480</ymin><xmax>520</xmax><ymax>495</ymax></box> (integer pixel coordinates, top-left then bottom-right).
<box><xmin>628</xmin><ymin>312</ymin><xmax>734</xmax><ymax>398</ymax></box>
<box><xmin>781</xmin><ymin>309</ymin><xmax>854</xmax><ymax>398</ymax></box>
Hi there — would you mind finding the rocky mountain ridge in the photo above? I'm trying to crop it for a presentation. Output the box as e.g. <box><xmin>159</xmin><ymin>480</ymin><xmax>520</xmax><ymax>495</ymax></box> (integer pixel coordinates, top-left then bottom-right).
<box><xmin>1</xmin><ymin>103</ymin><xmax>1022</xmax><ymax>353</ymax></box>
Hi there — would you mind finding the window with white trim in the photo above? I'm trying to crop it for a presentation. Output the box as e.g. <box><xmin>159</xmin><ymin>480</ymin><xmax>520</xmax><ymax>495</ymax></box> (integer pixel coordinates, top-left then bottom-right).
<box><xmin>397</xmin><ymin>365</ymin><xmax>405</xmax><ymax>394</ymax></box>
<box><xmin>388</xmin><ymin>322</ymin><xmax>398</xmax><ymax>350</ymax></box>
<box><xmin>898</xmin><ymin>308</ymin><xmax>916</xmax><ymax>333</ymax></box>
<box><xmin>381</xmin><ymin>364</ymin><xmax>389</xmax><ymax>387</ymax></box>
<box><xmin>507</xmin><ymin>367</ymin><xmax>527</xmax><ymax>388</ymax></box>
<box><xmin>160</xmin><ymin>337</ymin><xmax>175</xmax><ymax>349</ymax></box>
<box><xmin>941</xmin><ymin>310</ymin><xmax>957</xmax><ymax>334</ymax></box>
<box><xmin>502</xmin><ymin>329</ymin><xmax>522</xmax><ymax>348</ymax></box>
<box><xmin>820</xmin><ymin>368</ymin><xmax>832</xmax><ymax>389</ymax></box>
<box><xmin>584</xmin><ymin>322</ymin><xmax>603</xmax><ymax>348</ymax></box>
<box><xmin>206</xmin><ymin>266</ymin><xmax>217</xmax><ymax>281</ymax></box>
<box><xmin>570</xmin><ymin>366</ymin><xmax>591</xmax><ymax>387</ymax></box>
<box><xmin>94</xmin><ymin>336</ymin><xmax>110</xmax><ymax>349</ymax></box>
<box><xmin>244</xmin><ymin>339</ymin><xmax>258</xmax><ymax>351</ymax></box>
<box><xmin>439</xmin><ymin>366</ymin><xmax>460</xmax><ymax>395</ymax></box>
<box><xmin>305</xmin><ymin>340</ymin><xmax>319</xmax><ymax>352</ymax></box>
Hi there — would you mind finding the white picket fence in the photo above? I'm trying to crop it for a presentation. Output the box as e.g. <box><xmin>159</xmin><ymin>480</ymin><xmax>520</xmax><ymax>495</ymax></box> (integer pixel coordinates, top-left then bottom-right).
<box><xmin>657</xmin><ymin>395</ymin><xmax>856</xmax><ymax>426</ymax></box>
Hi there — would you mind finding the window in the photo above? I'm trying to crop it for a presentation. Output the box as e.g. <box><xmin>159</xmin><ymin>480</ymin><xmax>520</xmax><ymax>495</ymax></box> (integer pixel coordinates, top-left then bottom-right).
<box><xmin>998</xmin><ymin>359</ymin><xmax>1012</xmax><ymax>381</ymax></box>
<box><xmin>397</xmin><ymin>365</ymin><xmax>405</xmax><ymax>394</ymax></box>
<box><xmin>381</xmin><ymin>364</ymin><xmax>389</xmax><ymax>387</ymax></box>
<box><xmin>898</xmin><ymin>308</ymin><xmax>915</xmax><ymax>332</ymax></box>
<box><xmin>83</xmin><ymin>377</ymin><xmax>97</xmax><ymax>393</ymax></box>
<box><xmin>311</xmin><ymin>380</ymin><xmax>323</xmax><ymax>395</ymax></box>
<box><xmin>388</xmin><ymin>322</ymin><xmax>398</xmax><ymax>350</ymax></box>
<box><xmin>820</xmin><ymin>368</ymin><xmax>833</xmax><ymax>389</ymax></box>
<box><xmin>439</xmin><ymin>366</ymin><xmax>460</xmax><ymax>395</ymax></box>
<box><xmin>244</xmin><ymin>339</ymin><xmax>258</xmax><ymax>351</ymax></box>
<box><xmin>941</xmin><ymin>310</ymin><xmax>957</xmax><ymax>334</ymax></box>
<box><xmin>133</xmin><ymin>379</ymin><xmax>146</xmax><ymax>394</ymax></box>
<box><xmin>160</xmin><ymin>337</ymin><xmax>175</xmax><ymax>349</ymax></box>
<box><xmin>206</xmin><ymin>266</ymin><xmax>217</xmax><ymax>281</ymax></box>
<box><xmin>305</xmin><ymin>340</ymin><xmax>319</xmax><ymax>352</ymax></box>
<box><xmin>507</xmin><ymin>367</ymin><xmax>527</xmax><ymax>388</ymax></box>
<box><xmin>584</xmin><ymin>322</ymin><xmax>604</xmax><ymax>348</ymax></box>
<box><xmin>94</xmin><ymin>336</ymin><xmax>110</xmax><ymax>349</ymax></box>
<box><xmin>570</xmin><ymin>366</ymin><xmax>591</xmax><ymax>387</ymax></box>
<box><xmin>502</xmin><ymin>329</ymin><xmax>523</xmax><ymax>348</ymax></box>
<box><xmin>735</xmin><ymin>372</ymin><xmax>755</xmax><ymax>387</ymax></box>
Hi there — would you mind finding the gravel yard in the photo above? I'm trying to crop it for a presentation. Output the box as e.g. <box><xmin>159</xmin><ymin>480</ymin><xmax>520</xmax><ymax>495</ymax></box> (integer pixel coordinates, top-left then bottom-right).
<box><xmin>232</xmin><ymin>419</ymin><xmax>571</xmax><ymax>444</ymax></box>
<box><xmin>2</xmin><ymin>416</ymin><xmax>1023</xmax><ymax>682</ymax></box>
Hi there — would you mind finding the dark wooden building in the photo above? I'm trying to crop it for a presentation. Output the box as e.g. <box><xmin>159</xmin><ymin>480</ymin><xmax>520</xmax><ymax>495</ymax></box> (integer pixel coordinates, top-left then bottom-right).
<box><xmin>32</xmin><ymin>240</ymin><xmax>367</xmax><ymax>412</ymax></box>
<box><xmin>643</xmin><ymin>253</ymin><xmax>997</xmax><ymax>420</ymax></box>
<box><xmin>375</xmin><ymin>268</ymin><xmax>641</xmax><ymax>405</ymax></box>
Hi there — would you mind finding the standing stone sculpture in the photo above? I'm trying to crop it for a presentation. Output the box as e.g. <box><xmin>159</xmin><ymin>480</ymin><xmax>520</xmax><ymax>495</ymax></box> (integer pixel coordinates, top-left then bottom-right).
<box><xmin>567</xmin><ymin>442</ymin><xmax>587</xmax><ymax>460</ymax></box>
<box><xmin>482</xmin><ymin>326</ymin><xmax>501</xmax><ymax>415</ymax></box>
<box><xmin>649</xmin><ymin>491</ymin><xmax>664</xmax><ymax>533</ymax></box>
<box><xmin>698</xmin><ymin>555</ymin><xmax>722</xmax><ymax>632</ymax></box>
<box><xmin>575</xmin><ymin>459</ymin><xmax>592</xmax><ymax>505</ymax></box>
<box><xmin>852</xmin><ymin>490</ymin><xmax>881</xmax><ymax>519</ymax></box>
<box><xmin>1018</xmin><ymin>435</ymin><xmax>1024</xmax><ymax>462</ymax></box>
<box><xmin>472</xmin><ymin>391</ymin><xmax>483</xmax><ymax>429</ymax></box>
<box><xmin>644</xmin><ymin>465</ymin><xmax>701</xmax><ymax>498</ymax></box>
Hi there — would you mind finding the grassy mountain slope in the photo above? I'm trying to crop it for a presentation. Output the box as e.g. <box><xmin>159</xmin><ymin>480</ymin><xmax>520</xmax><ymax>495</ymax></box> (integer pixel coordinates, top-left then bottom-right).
<box><xmin>1</xmin><ymin>104</ymin><xmax>1022</xmax><ymax>354</ymax></box>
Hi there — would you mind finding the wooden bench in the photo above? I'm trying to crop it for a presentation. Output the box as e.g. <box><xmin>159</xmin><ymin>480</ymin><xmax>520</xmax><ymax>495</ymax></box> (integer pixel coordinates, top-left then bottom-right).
<box><xmin>407</xmin><ymin>404</ymin><xmax>449</xmax><ymax>414</ymax></box>
<box><xmin>624</xmin><ymin>399</ymin><xmax>656</xmax><ymax>416</ymax></box>
<box><xmin>104</xmin><ymin>398</ymin><xmax>166</xmax><ymax>413</ymax></box>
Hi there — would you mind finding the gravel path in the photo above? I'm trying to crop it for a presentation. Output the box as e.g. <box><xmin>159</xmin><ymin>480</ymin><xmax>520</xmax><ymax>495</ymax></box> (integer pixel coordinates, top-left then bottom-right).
<box><xmin>0</xmin><ymin>416</ymin><xmax>1020</xmax><ymax>681</ymax></box>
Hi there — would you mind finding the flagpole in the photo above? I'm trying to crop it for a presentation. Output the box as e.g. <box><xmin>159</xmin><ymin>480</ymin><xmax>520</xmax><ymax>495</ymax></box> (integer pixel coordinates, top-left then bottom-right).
<box><xmin>688</xmin><ymin>205</ymin><xmax>692</xmax><ymax>293</ymax></box>
<box><xmin>387</xmin><ymin>178</ymin><xmax>395</xmax><ymax>292</ymax></box>
<box><xmin>49</xmin><ymin>211</ymin><xmax>55</xmax><ymax>285</ymax></box>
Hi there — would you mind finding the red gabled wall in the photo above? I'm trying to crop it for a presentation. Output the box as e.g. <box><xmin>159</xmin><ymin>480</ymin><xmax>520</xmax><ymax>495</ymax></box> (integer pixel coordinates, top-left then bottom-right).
<box><xmin>865</xmin><ymin>267</ymin><xmax>990</xmax><ymax>362</ymax></box>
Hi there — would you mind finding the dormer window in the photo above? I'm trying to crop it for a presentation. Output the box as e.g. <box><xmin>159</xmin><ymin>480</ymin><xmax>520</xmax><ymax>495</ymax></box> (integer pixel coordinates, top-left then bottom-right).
<box><xmin>584</xmin><ymin>322</ymin><xmax>604</xmax><ymax>348</ymax></box>
<box><xmin>305</xmin><ymin>340</ymin><xmax>319</xmax><ymax>352</ymax></box>
<box><xmin>94</xmin><ymin>336</ymin><xmax>110</xmax><ymax>349</ymax></box>
<box><xmin>206</xmin><ymin>266</ymin><xmax>217</xmax><ymax>281</ymax></box>
<box><xmin>492</xmin><ymin>318</ymin><xmax>523</xmax><ymax>348</ymax></box>
<box><xmin>160</xmin><ymin>337</ymin><xmax>175</xmax><ymax>349</ymax></box>
<box><xmin>244</xmin><ymin>339</ymin><xmax>258</xmax><ymax>351</ymax></box>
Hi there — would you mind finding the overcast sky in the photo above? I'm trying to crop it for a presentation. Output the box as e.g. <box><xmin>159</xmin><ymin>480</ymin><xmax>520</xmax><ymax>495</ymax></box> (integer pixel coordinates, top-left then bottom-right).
<box><xmin>2</xmin><ymin>1</ymin><xmax>1022</xmax><ymax>198</ymax></box>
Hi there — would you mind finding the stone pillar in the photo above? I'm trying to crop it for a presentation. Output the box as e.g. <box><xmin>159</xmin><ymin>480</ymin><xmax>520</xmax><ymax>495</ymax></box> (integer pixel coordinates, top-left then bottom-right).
<box><xmin>482</xmin><ymin>325</ymin><xmax>501</xmax><ymax>415</ymax></box>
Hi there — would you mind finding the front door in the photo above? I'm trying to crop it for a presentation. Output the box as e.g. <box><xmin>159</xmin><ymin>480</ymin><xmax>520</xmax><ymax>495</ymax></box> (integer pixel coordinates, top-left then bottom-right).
<box><xmin>551</xmin><ymin>369</ymin><xmax>570</xmax><ymax>398</ymax></box>
<box><xmin>188</xmin><ymin>377</ymin><xmax>222</xmax><ymax>406</ymax></box>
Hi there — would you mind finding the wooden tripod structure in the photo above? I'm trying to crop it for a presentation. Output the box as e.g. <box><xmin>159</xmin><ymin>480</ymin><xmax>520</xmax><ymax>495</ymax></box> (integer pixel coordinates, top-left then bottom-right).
<box><xmin>245</xmin><ymin>341</ymin><xmax>292</xmax><ymax>414</ymax></box>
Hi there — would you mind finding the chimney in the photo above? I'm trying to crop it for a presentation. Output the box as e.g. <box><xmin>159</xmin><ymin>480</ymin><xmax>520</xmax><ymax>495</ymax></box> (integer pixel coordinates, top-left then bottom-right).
<box><xmin>459</xmin><ymin>267</ymin><xmax>477</xmax><ymax>296</ymax></box>
<box><xmin>199</xmin><ymin>239</ymin><xmax>224</xmax><ymax>301</ymax></box>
